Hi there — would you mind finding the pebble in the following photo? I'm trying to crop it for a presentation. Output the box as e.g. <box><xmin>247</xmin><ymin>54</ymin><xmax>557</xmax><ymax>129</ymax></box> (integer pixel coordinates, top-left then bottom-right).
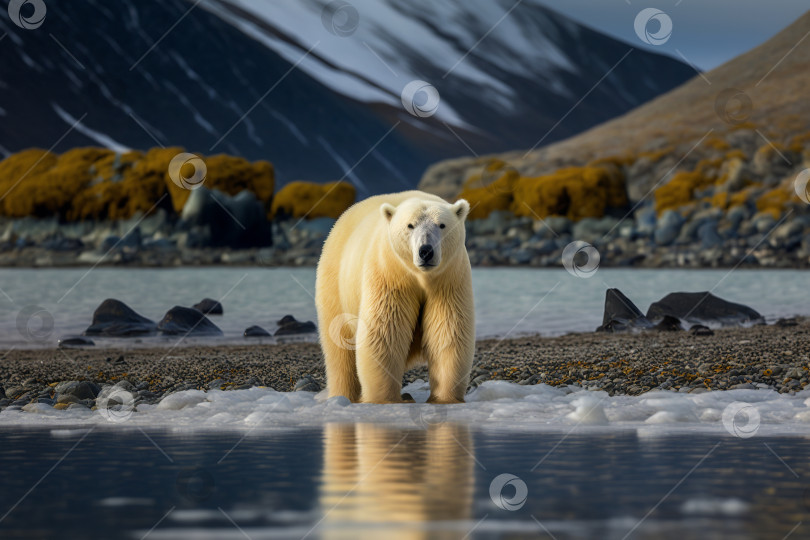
<box><xmin>58</xmin><ymin>336</ymin><xmax>95</xmax><ymax>348</ymax></box>
<box><xmin>55</xmin><ymin>381</ymin><xmax>99</xmax><ymax>400</ymax></box>
<box><xmin>114</xmin><ymin>380</ymin><xmax>136</xmax><ymax>392</ymax></box>
<box><xmin>294</xmin><ymin>376</ymin><xmax>321</xmax><ymax>392</ymax></box>
<box><xmin>57</xmin><ymin>394</ymin><xmax>81</xmax><ymax>404</ymax></box>
<box><xmin>690</xmin><ymin>325</ymin><xmax>714</xmax><ymax>336</ymax></box>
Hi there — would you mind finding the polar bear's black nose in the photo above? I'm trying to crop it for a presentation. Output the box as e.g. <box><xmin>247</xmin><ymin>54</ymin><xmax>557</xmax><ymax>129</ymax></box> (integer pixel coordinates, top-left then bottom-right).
<box><xmin>418</xmin><ymin>244</ymin><xmax>434</xmax><ymax>263</ymax></box>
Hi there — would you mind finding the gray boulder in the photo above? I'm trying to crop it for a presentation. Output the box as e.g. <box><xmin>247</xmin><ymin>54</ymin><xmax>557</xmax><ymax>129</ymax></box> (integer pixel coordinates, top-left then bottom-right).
<box><xmin>180</xmin><ymin>187</ymin><xmax>271</xmax><ymax>249</ymax></box>
<box><xmin>275</xmin><ymin>315</ymin><xmax>317</xmax><ymax>336</ymax></box>
<box><xmin>654</xmin><ymin>210</ymin><xmax>685</xmax><ymax>246</ymax></box>
<box><xmin>192</xmin><ymin>298</ymin><xmax>223</xmax><ymax>315</ymax></box>
<box><xmin>634</xmin><ymin>204</ymin><xmax>657</xmax><ymax>236</ymax></box>
<box><xmin>84</xmin><ymin>299</ymin><xmax>157</xmax><ymax>337</ymax></box>
<box><xmin>296</xmin><ymin>217</ymin><xmax>335</xmax><ymax>238</ymax></box>
<box><xmin>646</xmin><ymin>292</ymin><xmax>764</xmax><ymax>326</ymax></box>
<box><xmin>467</xmin><ymin>210</ymin><xmax>513</xmax><ymax>236</ymax></box>
<box><xmin>157</xmin><ymin>306</ymin><xmax>223</xmax><ymax>336</ymax></box>
<box><xmin>751</xmin><ymin>213</ymin><xmax>776</xmax><ymax>234</ymax></box>
<box><xmin>697</xmin><ymin>221</ymin><xmax>723</xmax><ymax>249</ymax></box>
<box><xmin>55</xmin><ymin>381</ymin><xmax>99</xmax><ymax>400</ymax></box>
<box><xmin>653</xmin><ymin>315</ymin><xmax>683</xmax><ymax>331</ymax></box>
<box><xmin>596</xmin><ymin>289</ymin><xmax>653</xmax><ymax>332</ymax></box>
<box><xmin>41</xmin><ymin>234</ymin><xmax>84</xmax><ymax>251</ymax></box>
<box><xmin>538</xmin><ymin>216</ymin><xmax>572</xmax><ymax>237</ymax></box>
<box><xmin>294</xmin><ymin>376</ymin><xmax>321</xmax><ymax>392</ymax></box>
<box><xmin>726</xmin><ymin>205</ymin><xmax>751</xmax><ymax>227</ymax></box>
<box><xmin>244</xmin><ymin>325</ymin><xmax>271</xmax><ymax>337</ymax></box>
<box><xmin>572</xmin><ymin>216</ymin><xmax>619</xmax><ymax>243</ymax></box>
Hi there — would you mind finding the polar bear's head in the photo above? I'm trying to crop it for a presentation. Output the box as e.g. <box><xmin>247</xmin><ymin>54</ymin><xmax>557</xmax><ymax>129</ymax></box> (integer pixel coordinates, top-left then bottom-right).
<box><xmin>380</xmin><ymin>197</ymin><xmax>470</xmax><ymax>273</ymax></box>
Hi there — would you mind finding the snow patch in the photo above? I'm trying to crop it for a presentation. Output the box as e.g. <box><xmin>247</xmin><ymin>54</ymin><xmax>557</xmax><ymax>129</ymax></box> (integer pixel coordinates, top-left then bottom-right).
<box><xmin>4</xmin><ymin>382</ymin><xmax>810</xmax><ymax>436</ymax></box>
<box><xmin>52</xmin><ymin>103</ymin><xmax>130</xmax><ymax>153</ymax></box>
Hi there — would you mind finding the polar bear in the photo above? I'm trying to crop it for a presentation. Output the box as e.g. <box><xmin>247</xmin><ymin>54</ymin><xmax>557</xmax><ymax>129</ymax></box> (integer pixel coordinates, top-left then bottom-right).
<box><xmin>315</xmin><ymin>190</ymin><xmax>475</xmax><ymax>404</ymax></box>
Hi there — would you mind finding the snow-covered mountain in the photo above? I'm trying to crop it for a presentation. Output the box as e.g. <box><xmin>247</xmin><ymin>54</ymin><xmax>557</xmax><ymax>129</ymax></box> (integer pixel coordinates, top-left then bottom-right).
<box><xmin>0</xmin><ymin>0</ymin><xmax>694</xmax><ymax>196</ymax></box>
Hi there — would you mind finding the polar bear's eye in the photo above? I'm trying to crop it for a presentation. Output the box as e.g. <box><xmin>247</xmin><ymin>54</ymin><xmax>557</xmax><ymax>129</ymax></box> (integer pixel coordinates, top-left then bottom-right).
<box><xmin>407</xmin><ymin>224</ymin><xmax>414</xmax><ymax>229</ymax></box>
<box><xmin>439</xmin><ymin>224</ymin><xmax>446</xmax><ymax>229</ymax></box>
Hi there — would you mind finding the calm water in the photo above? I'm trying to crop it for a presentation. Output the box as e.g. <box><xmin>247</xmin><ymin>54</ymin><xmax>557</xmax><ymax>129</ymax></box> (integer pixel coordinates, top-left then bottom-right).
<box><xmin>2</xmin><ymin>267</ymin><xmax>810</xmax><ymax>539</ymax></box>
<box><xmin>0</xmin><ymin>267</ymin><xmax>807</xmax><ymax>348</ymax></box>
<box><xmin>0</xmin><ymin>426</ymin><xmax>807</xmax><ymax>539</ymax></box>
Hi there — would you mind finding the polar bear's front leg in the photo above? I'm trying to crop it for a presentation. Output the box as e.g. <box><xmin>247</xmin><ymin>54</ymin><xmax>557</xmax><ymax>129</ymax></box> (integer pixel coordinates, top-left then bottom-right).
<box><xmin>355</xmin><ymin>285</ymin><xmax>420</xmax><ymax>404</ymax></box>
<box><xmin>423</xmin><ymin>282</ymin><xmax>475</xmax><ymax>404</ymax></box>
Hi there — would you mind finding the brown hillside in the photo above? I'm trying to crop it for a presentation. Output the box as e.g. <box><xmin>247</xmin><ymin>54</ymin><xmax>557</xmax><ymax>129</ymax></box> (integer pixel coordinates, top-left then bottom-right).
<box><xmin>420</xmin><ymin>10</ymin><xmax>810</xmax><ymax>204</ymax></box>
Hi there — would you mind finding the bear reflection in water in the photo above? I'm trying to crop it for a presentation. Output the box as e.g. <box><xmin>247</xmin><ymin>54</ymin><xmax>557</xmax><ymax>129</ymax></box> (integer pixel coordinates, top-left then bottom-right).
<box><xmin>318</xmin><ymin>422</ymin><xmax>474</xmax><ymax>539</ymax></box>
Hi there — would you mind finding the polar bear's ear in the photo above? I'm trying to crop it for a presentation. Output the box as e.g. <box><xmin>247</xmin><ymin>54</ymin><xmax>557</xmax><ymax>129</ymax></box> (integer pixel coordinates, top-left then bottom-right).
<box><xmin>380</xmin><ymin>203</ymin><xmax>396</xmax><ymax>222</ymax></box>
<box><xmin>451</xmin><ymin>199</ymin><xmax>470</xmax><ymax>221</ymax></box>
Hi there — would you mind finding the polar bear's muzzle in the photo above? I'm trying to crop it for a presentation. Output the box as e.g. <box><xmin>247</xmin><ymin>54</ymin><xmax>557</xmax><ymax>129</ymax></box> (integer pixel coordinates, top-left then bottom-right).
<box><xmin>410</xmin><ymin>222</ymin><xmax>441</xmax><ymax>270</ymax></box>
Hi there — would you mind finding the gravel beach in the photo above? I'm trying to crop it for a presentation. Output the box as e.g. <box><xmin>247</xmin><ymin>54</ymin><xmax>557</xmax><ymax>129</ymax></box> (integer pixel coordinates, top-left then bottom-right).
<box><xmin>0</xmin><ymin>319</ymin><xmax>807</xmax><ymax>411</ymax></box>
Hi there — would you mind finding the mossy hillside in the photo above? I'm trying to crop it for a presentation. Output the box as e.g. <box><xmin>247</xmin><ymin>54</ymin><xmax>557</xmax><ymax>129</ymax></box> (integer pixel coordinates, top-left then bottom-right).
<box><xmin>512</xmin><ymin>164</ymin><xmax>628</xmax><ymax>221</ymax></box>
<box><xmin>450</xmin><ymin>124</ymin><xmax>810</xmax><ymax>225</ymax></box>
<box><xmin>650</xmin><ymin>129</ymin><xmax>810</xmax><ymax>220</ymax></box>
<box><xmin>456</xmin><ymin>160</ymin><xmax>519</xmax><ymax>220</ymax></box>
<box><xmin>0</xmin><ymin>148</ymin><xmax>102</xmax><ymax>218</ymax></box>
<box><xmin>271</xmin><ymin>181</ymin><xmax>356</xmax><ymax>220</ymax></box>
<box><xmin>654</xmin><ymin>158</ymin><xmax>723</xmax><ymax>215</ymax></box>
<box><xmin>457</xmin><ymin>160</ymin><xmax>629</xmax><ymax>221</ymax></box>
<box><xmin>0</xmin><ymin>147</ymin><xmax>279</xmax><ymax>221</ymax></box>
<box><xmin>71</xmin><ymin>147</ymin><xmax>181</xmax><ymax>221</ymax></box>
<box><xmin>166</xmin><ymin>153</ymin><xmax>275</xmax><ymax>214</ymax></box>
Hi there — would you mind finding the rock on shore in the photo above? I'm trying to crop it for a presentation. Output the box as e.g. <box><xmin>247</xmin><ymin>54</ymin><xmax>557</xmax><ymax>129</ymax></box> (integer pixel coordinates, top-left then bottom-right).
<box><xmin>646</xmin><ymin>291</ymin><xmax>765</xmax><ymax>326</ymax></box>
<box><xmin>84</xmin><ymin>299</ymin><xmax>157</xmax><ymax>337</ymax></box>
<box><xmin>157</xmin><ymin>306</ymin><xmax>223</xmax><ymax>336</ymax></box>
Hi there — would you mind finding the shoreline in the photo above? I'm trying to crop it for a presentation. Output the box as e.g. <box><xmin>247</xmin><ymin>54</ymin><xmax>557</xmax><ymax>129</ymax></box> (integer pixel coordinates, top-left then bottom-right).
<box><xmin>1</xmin><ymin>259</ymin><xmax>809</xmax><ymax>270</ymax></box>
<box><xmin>0</xmin><ymin>320</ymin><xmax>807</xmax><ymax>411</ymax></box>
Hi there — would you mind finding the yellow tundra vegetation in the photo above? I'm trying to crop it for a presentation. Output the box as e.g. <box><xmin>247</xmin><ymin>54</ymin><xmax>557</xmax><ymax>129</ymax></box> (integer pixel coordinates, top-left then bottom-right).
<box><xmin>512</xmin><ymin>165</ymin><xmax>627</xmax><ymax>221</ymax></box>
<box><xmin>165</xmin><ymin>153</ymin><xmax>275</xmax><ymax>214</ymax></box>
<box><xmin>271</xmin><ymin>181</ymin><xmax>356</xmax><ymax>219</ymax></box>
<box><xmin>0</xmin><ymin>148</ymin><xmax>106</xmax><ymax>217</ymax></box>
<box><xmin>71</xmin><ymin>147</ymin><xmax>183</xmax><ymax>221</ymax></box>
<box><xmin>711</xmin><ymin>184</ymin><xmax>761</xmax><ymax>210</ymax></box>
<box><xmin>0</xmin><ymin>147</ymin><xmax>275</xmax><ymax>221</ymax></box>
<box><xmin>788</xmin><ymin>131</ymin><xmax>810</xmax><ymax>154</ymax></box>
<box><xmin>654</xmin><ymin>158</ymin><xmax>722</xmax><ymax>214</ymax></box>
<box><xmin>456</xmin><ymin>160</ymin><xmax>519</xmax><ymax>220</ymax></box>
<box><xmin>756</xmin><ymin>188</ymin><xmax>790</xmax><ymax>219</ymax></box>
<box><xmin>457</xmin><ymin>161</ymin><xmax>628</xmax><ymax>221</ymax></box>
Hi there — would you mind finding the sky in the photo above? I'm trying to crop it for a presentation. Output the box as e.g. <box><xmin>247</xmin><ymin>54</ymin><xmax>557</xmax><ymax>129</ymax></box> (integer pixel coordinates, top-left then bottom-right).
<box><xmin>533</xmin><ymin>0</ymin><xmax>810</xmax><ymax>70</ymax></box>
